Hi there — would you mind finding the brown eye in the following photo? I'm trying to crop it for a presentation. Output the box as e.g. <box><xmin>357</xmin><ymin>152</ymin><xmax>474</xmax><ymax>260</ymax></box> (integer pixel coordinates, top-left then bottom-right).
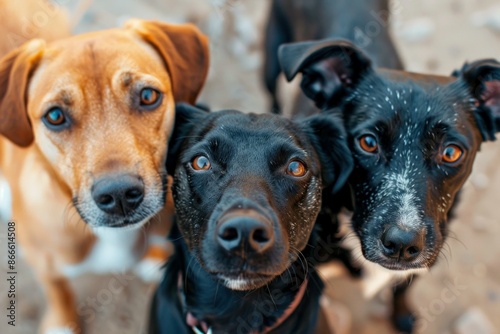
<box><xmin>192</xmin><ymin>156</ymin><xmax>211</xmax><ymax>171</ymax></box>
<box><xmin>359</xmin><ymin>135</ymin><xmax>378</xmax><ymax>153</ymax></box>
<box><xmin>43</xmin><ymin>107</ymin><xmax>67</xmax><ymax>128</ymax></box>
<box><xmin>287</xmin><ymin>160</ymin><xmax>307</xmax><ymax>177</ymax></box>
<box><xmin>140</xmin><ymin>88</ymin><xmax>161</xmax><ymax>107</ymax></box>
<box><xmin>442</xmin><ymin>145</ymin><xmax>463</xmax><ymax>164</ymax></box>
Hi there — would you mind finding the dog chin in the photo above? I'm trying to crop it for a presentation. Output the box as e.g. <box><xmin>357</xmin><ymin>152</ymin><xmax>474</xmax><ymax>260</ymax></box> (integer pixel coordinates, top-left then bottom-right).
<box><xmin>363</xmin><ymin>255</ymin><xmax>430</xmax><ymax>274</ymax></box>
<box><xmin>374</xmin><ymin>261</ymin><xmax>429</xmax><ymax>275</ymax></box>
<box><xmin>90</xmin><ymin>215</ymin><xmax>154</xmax><ymax>231</ymax></box>
<box><xmin>218</xmin><ymin>274</ymin><xmax>273</xmax><ymax>291</ymax></box>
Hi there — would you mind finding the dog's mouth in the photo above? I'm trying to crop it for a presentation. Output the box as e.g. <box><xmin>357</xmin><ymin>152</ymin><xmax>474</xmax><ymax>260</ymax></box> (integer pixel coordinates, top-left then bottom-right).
<box><xmin>369</xmin><ymin>256</ymin><xmax>430</xmax><ymax>271</ymax></box>
<box><xmin>73</xmin><ymin>196</ymin><xmax>162</xmax><ymax>230</ymax></box>
<box><xmin>216</xmin><ymin>272</ymin><xmax>275</xmax><ymax>291</ymax></box>
<box><xmin>89</xmin><ymin>212</ymin><xmax>158</xmax><ymax>230</ymax></box>
<box><xmin>362</xmin><ymin>242</ymin><xmax>438</xmax><ymax>271</ymax></box>
<box><xmin>104</xmin><ymin>217</ymin><xmax>150</xmax><ymax>229</ymax></box>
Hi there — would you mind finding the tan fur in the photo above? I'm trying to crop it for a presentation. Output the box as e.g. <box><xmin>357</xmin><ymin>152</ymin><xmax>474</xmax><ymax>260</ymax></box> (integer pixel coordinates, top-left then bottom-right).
<box><xmin>0</xmin><ymin>3</ymin><xmax>209</xmax><ymax>333</ymax></box>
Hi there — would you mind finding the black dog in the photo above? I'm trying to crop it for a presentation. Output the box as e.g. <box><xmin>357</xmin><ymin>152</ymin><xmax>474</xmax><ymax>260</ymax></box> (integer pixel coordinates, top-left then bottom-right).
<box><xmin>279</xmin><ymin>40</ymin><xmax>500</xmax><ymax>271</ymax></box>
<box><xmin>263</xmin><ymin>0</ymin><xmax>402</xmax><ymax>115</ymax></box>
<box><xmin>149</xmin><ymin>104</ymin><xmax>353</xmax><ymax>334</ymax></box>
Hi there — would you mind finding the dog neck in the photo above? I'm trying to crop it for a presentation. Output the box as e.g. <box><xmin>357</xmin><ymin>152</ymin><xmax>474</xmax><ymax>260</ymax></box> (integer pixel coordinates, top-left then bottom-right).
<box><xmin>180</xmin><ymin>273</ymin><xmax>309</xmax><ymax>334</ymax></box>
<box><xmin>162</xmin><ymin>227</ymin><xmax>324</xmax><ymax>334</ymax></box>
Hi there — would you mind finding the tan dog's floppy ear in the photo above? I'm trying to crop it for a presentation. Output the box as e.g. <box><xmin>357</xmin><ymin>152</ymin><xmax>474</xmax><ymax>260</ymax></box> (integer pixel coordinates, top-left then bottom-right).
<box><xmin>0</xmin><ymin>39</ymin><xmax>45</xmax><ymax>147</ymax></box>
<box><xmin>126</xmin><ymin>20</ymin><xmax>210</xmax><ymax>104</ymax></box>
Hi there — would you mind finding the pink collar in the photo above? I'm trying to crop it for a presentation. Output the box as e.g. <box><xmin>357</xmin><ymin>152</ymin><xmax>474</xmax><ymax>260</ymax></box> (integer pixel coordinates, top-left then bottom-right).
<box><xmin>181</xmin><ymin>275</ymin><xmax>309</xmax><ymax>334</ymax></box>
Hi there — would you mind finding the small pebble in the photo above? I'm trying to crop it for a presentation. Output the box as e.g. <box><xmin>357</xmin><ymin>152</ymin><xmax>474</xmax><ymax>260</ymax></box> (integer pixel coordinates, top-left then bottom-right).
<box><xmin>453</xmin><ymin>307</ymin><xmax>495</xmax><ymax>334</ymax></box>
<box><xmin>472</xmin><ymin>173</ymin><xmax>490</xmax><ymax>190</ymax></box>
<box><xmin>471</xmin><ymin>5</ymin><xmax>500</xmax><ymax>32</ymax></box>
<box><xmin>472</xmin><ymin>216</ymin><xmax>490</xmax><ymax>232</ymax></box>
<box><xmin>397</xmin><ymin>17</ymin><xmax>435</xmax><ymax>42</ymax></box>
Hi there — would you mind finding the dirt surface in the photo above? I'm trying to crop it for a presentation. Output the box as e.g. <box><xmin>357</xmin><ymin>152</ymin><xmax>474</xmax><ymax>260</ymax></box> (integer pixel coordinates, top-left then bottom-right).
<box><xmin>1</xmin><ymin>0</ymin><xmax>500</xmax><ymax>333</ymax></box>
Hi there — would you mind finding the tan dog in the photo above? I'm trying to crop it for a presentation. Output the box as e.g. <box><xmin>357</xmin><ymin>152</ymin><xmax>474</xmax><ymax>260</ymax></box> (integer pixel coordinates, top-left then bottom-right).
<box><xmin>0</xmin><ymin>6</ymin><xmax>209</xmax><ymax>333</ymax></box>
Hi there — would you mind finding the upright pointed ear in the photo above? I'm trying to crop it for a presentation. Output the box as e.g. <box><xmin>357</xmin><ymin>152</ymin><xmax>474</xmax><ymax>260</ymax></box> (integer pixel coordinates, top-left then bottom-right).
<box><xmin>278</xmin><ymin>39</ymin><xmax>372</xmax><ymax>109</ymax></box>
<box><xmin>0</xmin><ymin>39</ymin><xmax>45</xmax><ymax>147</ymax></box>
<box><xmin>126</xmin><ymin>20</ymin><xmax>210</xmax><ymax>105</ymax></box>
<box><xmin>166</xmin><ymin>103</ymin><xmax>209</xmax><ymax>175</ymax></box>
<box><xmin>299</xmin><ymin>113</ymin><xmax>353</xmax><ymax>193</ymax></box>
<box><xmin>457</xmin><ymin>59</ymin><xmax>500</xmax><ymax>141</ymax></box>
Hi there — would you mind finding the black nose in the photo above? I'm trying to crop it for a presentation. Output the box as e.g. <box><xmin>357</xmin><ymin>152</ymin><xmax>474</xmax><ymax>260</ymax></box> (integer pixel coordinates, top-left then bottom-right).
<box><xmin>381</xmin><ymin>226</ymin><xmax>424</xmax><ymax>261</ymax></box>
<box><xmin>91</xmin><ymin>174</ymin><xmax>144</xmax><ymax>216</ymax></box>
<box><xmin>217</xmin><ymin>217</ymin><xmax>275</xmax><ymax>254</ymax></box>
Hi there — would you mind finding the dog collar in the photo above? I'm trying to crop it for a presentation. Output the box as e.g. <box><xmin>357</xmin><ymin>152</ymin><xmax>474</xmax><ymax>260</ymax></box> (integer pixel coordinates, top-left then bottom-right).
<box><xmin>178</xmin><ymin>273</ymin><xmax>308</xmax><ymax>334</ymax></box>
<box><xmin>262</xmin><ymin>278</ymin><xmax>308</xmax><ymax>333</ymax></box>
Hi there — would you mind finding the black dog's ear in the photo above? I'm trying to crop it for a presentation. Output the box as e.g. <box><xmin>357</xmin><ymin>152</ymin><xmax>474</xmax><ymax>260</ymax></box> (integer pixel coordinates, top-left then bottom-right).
<box><xmin>457</xmin><ymin>59</ymin><xmax>500</xmax><ymax>141</ymax></box>
<box><xmin>300</xmin><ymin>113</ymin><xmax>353</xmax><ymax>193</ymax></box>
<box><xmin>166</xmin><ymin>103</ymin><xmax>209</xmax><ymax>175</ymax></box>
<box><xmin>278</xmin><ymin>39</ymin><xmax>372</xmax><ymax>109</ymax></box>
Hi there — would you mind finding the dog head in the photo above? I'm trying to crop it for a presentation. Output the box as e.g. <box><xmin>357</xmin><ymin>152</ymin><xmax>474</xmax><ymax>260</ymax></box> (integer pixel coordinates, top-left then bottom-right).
<box><xmin>279</xmin><ymin>39</ymin><xmax>500</xmax><ymax>271</ymax></box>
<box><xmin>0</xmin><ymin>20</ymin><xmax>209</xmax><ymax>228</ymax></box>
<box><xmin>167</xmin><ymin>104</ymin><xmax>352</xmax><ymax>290</ymax></box>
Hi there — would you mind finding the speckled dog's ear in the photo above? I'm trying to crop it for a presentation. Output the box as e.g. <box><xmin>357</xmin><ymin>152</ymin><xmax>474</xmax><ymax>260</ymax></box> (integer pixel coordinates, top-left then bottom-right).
<box><xmin>166</xmin><ymin>103</ymin><xmax>209</xmax><ymax>176</ymax></box>
<box><xmin>279</xmin><ymin>39</ymin><xmax>372</xmax><ymax>109</ymax></box>
<box><xmin>299</xmin><ymin>113</ymin><xmax>353</xmax><ymax>193</ymax></box>
<box><xmin>456</xmin><ymin>59</ymin><xmax>500</xmax><ymax>141</ymax></box>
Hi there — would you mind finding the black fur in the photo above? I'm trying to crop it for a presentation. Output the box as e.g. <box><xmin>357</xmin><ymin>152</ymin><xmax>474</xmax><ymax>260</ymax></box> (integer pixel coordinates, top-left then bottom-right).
<box><xmin>263</xmin><ymin>0</ymin><xmax>402</xmax><ymax>116</ymax></box>
<box><xmin>279</xmin><ymin>39</ymin><xmax>500</xmax><ymax>271</ymax></box>
<box><xmin>279</xmin><ymin>39</ymin><xmax>500</xmax><ymax>333</ymax></box>
<box><xmin>150</xmin><ymin>104</ymin><xmax>353</xmax><ymax>333</ymax></box>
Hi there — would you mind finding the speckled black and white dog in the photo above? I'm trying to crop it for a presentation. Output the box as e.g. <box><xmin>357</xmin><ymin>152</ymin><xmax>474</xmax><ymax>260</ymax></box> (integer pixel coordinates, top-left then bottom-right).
<box><xmin>149</xmin><ymin>104</ymin><xmax>352</xmax><ymax>334</ymax></box>
<box><xmin>279</xmin><ymin>39</ymin><xmax>500</xmax><ymax>274</ymax></box>
<box><xmin>278</xmin><ymin>40</ymin><xmax>500</xmax><ymax>332</ymax></box>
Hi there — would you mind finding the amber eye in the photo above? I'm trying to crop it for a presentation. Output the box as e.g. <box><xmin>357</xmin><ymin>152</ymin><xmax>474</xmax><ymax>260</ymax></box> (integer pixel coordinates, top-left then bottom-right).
<box><xmin>442</xmin><ymin>145</ymin><xmax>463</xmax><ymax>164</ymax></box>
<box><xmin>287</xmin><ymin>160</ymin><xmax>307</xmax><ymax>177</ymax></box>
<box><xmin>140</xmin><ymin>88</ymin><xmax>161</xmax><ymax>107</ymax></box>
<box><xmin>43</xmin><ymin>107</ymin><xmax>67</xmax><ymax>128</ymax></box>
<box><xmin>359</xmin><ymin>135</ymin><xmax>378</xmax><ymax>153</ymax></box>
<box><xmin>192</xmin><ymin>156</ymin><xmax>211</xmax><ymax>171</ymax></box>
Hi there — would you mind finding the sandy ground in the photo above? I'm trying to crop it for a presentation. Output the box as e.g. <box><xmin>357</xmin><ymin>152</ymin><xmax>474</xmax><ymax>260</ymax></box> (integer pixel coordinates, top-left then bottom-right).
<box><xmin>1</xmin><ymin>0</ymin><xmax>500</xmax><ymax>333</ymax></box>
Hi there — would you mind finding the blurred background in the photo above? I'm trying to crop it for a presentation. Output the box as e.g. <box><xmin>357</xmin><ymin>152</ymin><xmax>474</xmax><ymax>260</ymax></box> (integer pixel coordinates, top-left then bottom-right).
<box><xmin>1</xmin><ymin>0</ymin><xmax>500</xmax><ymax>333</ymax></box>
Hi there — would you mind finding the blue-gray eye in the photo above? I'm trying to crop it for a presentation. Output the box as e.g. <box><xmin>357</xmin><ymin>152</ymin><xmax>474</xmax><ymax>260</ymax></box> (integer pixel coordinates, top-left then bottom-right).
<box><xmin>140</xmin><ymin>88</ymin><xmax>160</xmax><ymax>107</ymax></box>
<box><xmin>287</xmin><ymin>160</ymin><xmax>307</xmax><ymax>177</ymax></box>
<box><xmin>43</xmin><ymin>108</ymin><xmax>66</xmax><ymax>126</ymax></box>
<box><xmin>192</xmin><ymin>156</ymin><xmax>211</xmax><ymax>171</ymax></box>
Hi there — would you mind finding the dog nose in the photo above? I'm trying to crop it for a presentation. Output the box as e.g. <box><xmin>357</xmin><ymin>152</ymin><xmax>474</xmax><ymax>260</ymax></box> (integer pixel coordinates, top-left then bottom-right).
<box><xmin>217</xmin><ymin>217</ymin><xmax>275</xmax><ymax>254</ymax></box>
<box><xmin>91</xmin><ymin>174</ymin><xmax>144</xmax><ymax>216</ymax></box>
<box><xmin>381</xmin><ymin>226</ymin><xmax>424</xmax><ymax>261</ymax></box>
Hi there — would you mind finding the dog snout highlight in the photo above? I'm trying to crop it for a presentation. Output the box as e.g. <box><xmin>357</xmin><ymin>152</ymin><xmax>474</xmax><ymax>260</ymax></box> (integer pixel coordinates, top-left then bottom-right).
<box><xmin>381</xmin><ymin>226</ymin><xmax>425</xmax><ymax>262</ymax></box>
<box><xmin>216</xmin><ymin>209</ymin><xmax>275</xmax><ymax>256</ymax></box>
<box><xmin>91</xmin><ymin>173</ymin><xmax>144</xmax><ymax>216</ymax></box>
